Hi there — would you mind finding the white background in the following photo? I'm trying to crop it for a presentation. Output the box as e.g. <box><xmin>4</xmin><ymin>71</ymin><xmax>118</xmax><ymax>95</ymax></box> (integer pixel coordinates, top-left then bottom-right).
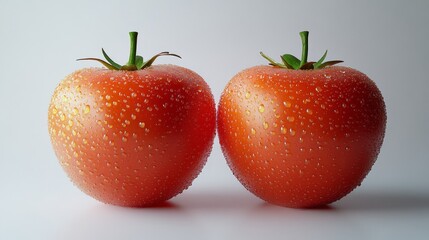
<box><xmin>1</xmin><ymin>0</ymin><xmax>428</xmax><ymax>239</ymax></box>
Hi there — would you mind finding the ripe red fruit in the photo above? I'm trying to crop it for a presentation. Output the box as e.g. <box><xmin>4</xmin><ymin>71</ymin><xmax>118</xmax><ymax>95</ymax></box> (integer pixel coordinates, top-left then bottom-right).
<box><xmin>217</xmin><ymin>31</ymin><xmax>386</xmax><ymax>208</ymax></box>
<box><xmin>48</xmin><ymin>32</ymin><xmax>216</xmax><ymax>207</ymax></box>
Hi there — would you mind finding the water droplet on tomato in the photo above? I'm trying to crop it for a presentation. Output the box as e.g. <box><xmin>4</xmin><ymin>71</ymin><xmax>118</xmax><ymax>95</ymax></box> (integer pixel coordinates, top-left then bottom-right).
<box><xmin>139</xmin><ymin>122</ymin><xmax>145</xmax><ymax>128</ymax></box>
<box><xmin>263</xmin><ymin>121</ymin><xmax>269</xmax><ymax>129</ymax></box>
<box><xmin>258</xmin><ymin>104</ymin><xmax>265</xmax><ymax>113</ymax></box>
<box><xmin>287</xmin><ymin>116</ymin><xmax>295</xmax><ymax>122</ymax></box>
<box><xmin>84</xmin><ymin>105</ymin><xmax>90</xmax><ymax>114</ymax></box>
<box><xmin>283</xmin><ymin>101</ymin><xmax>291</xmax><ymax>108</ymax></box>
<box><xmin>59</xmin><ymin>113</ymin><xmax>65</xmax><ymax>121</ymax></box>
<box><xmin>245</xmin><ymin>91</ymin><xmax>251</xmax><ymax>99</ymax></box>
<box><xmin>281</xmin><ymin>126</ymin><xmax>287</xmax><ymax>134</ymax></box>
<box><xmin>72</xmin><ymin>107</ymin><xmax>79</xmax><ymax>115</ymax></box>
<box><xmin>306</xmin><ymin>109</ymin><xmax>313</xmax><ymax>115</ymax></box>
<box><xmin>251</xmin><ymin>128</ymin><xmax>256</xmax><ymax>135</ymax></box>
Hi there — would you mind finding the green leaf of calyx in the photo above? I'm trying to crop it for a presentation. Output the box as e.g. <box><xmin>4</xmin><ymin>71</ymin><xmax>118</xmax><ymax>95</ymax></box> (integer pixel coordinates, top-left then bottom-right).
<box><xmin>260</xmin><ymin>52</ymin><xmax>286</xmax><ymax>68</ymax></box>
<box><xmin>319</xmin><ymin>60</ymin><xmax>343</xmax><ymax>68</ymax></box>
<box><xmin>140</xmin><ymin>52</ymin><xmax>181</xmax><ymax>69</ymax></box>
<box><xmin>136</xmin><ymin>55</ymin><xmax>144</xmax><ymax>69</ymax></box>
<box><xmin>76</xmin><ymin>58</ymin><xmax>117</xmax><ymax>70</ymax></box>
<box><xmin>281</xmin><ymin>54</ymin><xmax>301</xmax><ymax>70</ymax></box>
<box><xmin>260</xmin><ymin>31</ymin><xmax>343</xmax><ymax>70</ymax></box>
<box><xmin>300</xmin><ymin>61</ymin><xmax>316</xmax><ymax>70</ymax></box>
<box><xmin>78</xmin><ymin>32</ymin><xmax>181</xmax><ymax>71</ymax></box>
<box><xmin>102</xmin><ymin>48</ymin><xmax>121</xmax><ymax>69</ymax></box>
<box><xmin>313</xmin><ymin>50</ymin><xmax>327</xmax><ymax>69</ymax></box>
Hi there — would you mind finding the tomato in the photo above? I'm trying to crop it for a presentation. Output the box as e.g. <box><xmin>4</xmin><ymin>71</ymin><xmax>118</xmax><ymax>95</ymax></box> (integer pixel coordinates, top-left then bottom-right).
<box><xmin>48</xmin><ymin>32</ymin><xmax>216</xmax><ymax>207</ymax></box>
<box><xmin>217</xmin><ymin>31</ymin><xmax>386</xmax><ymax>208</ymax></box>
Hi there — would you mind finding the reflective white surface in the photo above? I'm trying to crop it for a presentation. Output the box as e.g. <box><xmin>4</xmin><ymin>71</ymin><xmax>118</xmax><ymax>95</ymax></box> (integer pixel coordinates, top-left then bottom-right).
<box><xmin>2</xmin><ymin>180</ymin><xmax>429</xmax><ymax>240</ymax></box>
<box><xmin>1</xmin><ymin>1</ymin><xmax>429</xmax><ymax>239</ymax></box>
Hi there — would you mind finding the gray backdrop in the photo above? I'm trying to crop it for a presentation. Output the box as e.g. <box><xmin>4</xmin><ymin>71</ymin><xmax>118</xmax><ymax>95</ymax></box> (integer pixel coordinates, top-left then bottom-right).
<box><xmin>1</xmin><ymin>0</ymin><xmax>428</xmax><ymax>239</ymax></box>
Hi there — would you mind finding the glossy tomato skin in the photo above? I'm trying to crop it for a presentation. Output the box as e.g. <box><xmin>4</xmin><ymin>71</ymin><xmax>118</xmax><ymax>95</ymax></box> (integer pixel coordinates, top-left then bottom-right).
<box><xmin>218</xmin><ymin>66</ymin><xmax>386</xmax><ymax>208</ymax></box>
<box><xmin>48</xmin><ymin>65</ymin><xmax>216</xmax><ymax>207</ymax></box>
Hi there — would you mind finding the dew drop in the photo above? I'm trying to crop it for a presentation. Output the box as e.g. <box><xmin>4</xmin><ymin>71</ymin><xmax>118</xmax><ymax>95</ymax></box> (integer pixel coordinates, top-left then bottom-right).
<box><xmin>59</xmin><ymin>113</ymin><xmax>65</xmax><ymax>121</ymax></box>
<box><xmin>131</xmin><ymin>92</ymin><xmax>137</xmax><ymax>98</ymax></box>
<box><xmin>258</xmin><ymin>104</ymin><xmax>265</xmax><ymax>113</ymax></box>
<box><xmin>315</xmin><ymin>87</ymin><xmax>322</xmax><ymax>93</ymax></box>
<box><xmin>245</xmin><ymin>91</ymin><xmax>251</xmax><ymax>99</ymax></box>
<box><xmin>263</xmin><ymin>121</ymin><xmax>269</xmax><ymax>129</ymax></box>
<box><xmin>251</xmin><ymin>128</ymin><xmax>256</xmax><ymax>135</ymax></box>
<box><xmin>84</xmin><ymin>105</ymin><xmax>90</xmax><ymax>114</ymax></box>
<box><xmin>139</xmin><ymin>122</ymin><xmax>145</xmax><ymax>128</ymax></box>
<box><xmin>72</xmin><ymin>107</ymin><xmax>79</xmax><ymax>115</ymax></box>
<box><xmin>280</xmin><ymin>126</ymin><xmax>287</xmax><ymax>134</ymax></box>
<box><xmin>283</xmin><ymin>101</ymin><xmax>292</xmax><ymax>108</ymax></box>
<box><xmin>105</xmin><ymin>95</ymin><xmax>111</xmax><ymax>100</ymax></box>
<box><xmin>131</xmin><ymin>114</ymin><xmax>136</xmax><ymax>120</ymax></box>
<box><xmin>287</xmin><ymin>116</ymin><xmax>295</xmax><ymax>122</ymax></box>
<box><xmin>122</xmin><ymin>137</ymin><xmax>128</xmax><ymax>142</ymax></box>
<box><xmin>289</xmin><ymin>129</ymin><xmax>296</xmax><ymax>136</ymax></box>
<box><xmin>306</xmin><ymin>109</ymin><xmax>313</xmax><ymax>115</ymax></box>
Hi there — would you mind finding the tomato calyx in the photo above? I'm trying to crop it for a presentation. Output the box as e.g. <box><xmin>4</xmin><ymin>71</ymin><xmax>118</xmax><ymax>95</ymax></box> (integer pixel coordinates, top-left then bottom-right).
<box><xmin>77</xmin><ymin>32</ymin><xmax>181</xmax><ymax>71</ymax></box>
<box><xmin>260</xmin><ymin>31</ymin><xmax>343</xmax><ymax>70</ymax></box>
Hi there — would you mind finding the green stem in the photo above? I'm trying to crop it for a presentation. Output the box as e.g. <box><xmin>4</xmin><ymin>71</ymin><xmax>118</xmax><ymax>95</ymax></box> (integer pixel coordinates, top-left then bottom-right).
<box><xmin>127</xmin><ymin>32</ymin><xmax>138</xmax><ymax>67</ymax></box>
<box><xmin>299</xmin><ymin>31</ymin><xmax>309</xmax><ymax>68</ymax></box>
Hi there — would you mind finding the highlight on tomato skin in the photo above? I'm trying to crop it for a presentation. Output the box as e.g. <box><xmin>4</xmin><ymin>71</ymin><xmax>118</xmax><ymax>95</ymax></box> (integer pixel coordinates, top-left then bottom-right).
<box><xmin>217</xmin><ymin>31</ymin><xmax>387</xmax><ymax>208</ymax></box>
<box><xmin>48</xmin><ymin>32</ymin><xmax>216</xmax><ymax>207</ymax></box>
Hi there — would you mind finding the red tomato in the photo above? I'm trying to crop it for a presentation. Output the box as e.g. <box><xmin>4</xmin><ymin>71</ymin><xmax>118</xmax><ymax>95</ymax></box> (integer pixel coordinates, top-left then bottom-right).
<box><xmin>217</xmin><ymin>32</ymin><xmax>386</xmax><ymax>208</ymax></box>
<box><xmin>48</xmin><ymin>33</ymin><xmax>216</xmax><ymax>207</ymax></box>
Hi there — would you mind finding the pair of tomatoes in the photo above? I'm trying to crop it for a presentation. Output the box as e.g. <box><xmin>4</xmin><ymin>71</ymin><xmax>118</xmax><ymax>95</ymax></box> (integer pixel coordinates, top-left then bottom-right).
<box><xmin>48</xmin><ymin>32</ymin><xmax>386</xmax><ymax>208</ymax></box>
